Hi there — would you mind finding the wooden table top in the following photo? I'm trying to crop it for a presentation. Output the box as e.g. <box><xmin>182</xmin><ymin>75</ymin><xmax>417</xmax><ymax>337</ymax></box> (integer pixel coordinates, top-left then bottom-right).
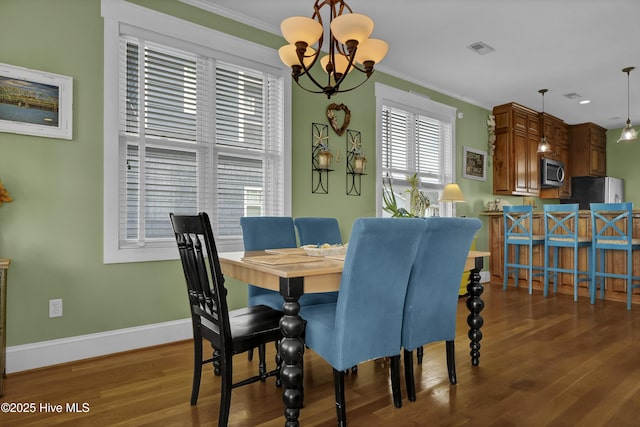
<box><xmin>218</xmin><ymin>250</ymin><xmax>490</xmax><ymax>294</ymax></box>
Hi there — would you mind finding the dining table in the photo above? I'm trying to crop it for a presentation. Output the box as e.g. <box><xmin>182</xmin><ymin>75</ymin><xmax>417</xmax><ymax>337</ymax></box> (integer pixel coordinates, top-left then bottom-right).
<box><xmin>218</xmin><ymin>249</ymin><xmax>490</xmax><ymax>427</ymax></box>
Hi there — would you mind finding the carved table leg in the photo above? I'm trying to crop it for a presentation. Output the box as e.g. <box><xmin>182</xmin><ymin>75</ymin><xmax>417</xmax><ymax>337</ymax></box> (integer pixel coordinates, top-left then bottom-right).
<box><xmin>279</xmin><ymin>277</ymin><xmax>305</xmax><ymax>427</ymax></box>
<box><xmin>466</xmin><ymin>266</ymin><xmax>485</xmax><ymax>366</ymax></box>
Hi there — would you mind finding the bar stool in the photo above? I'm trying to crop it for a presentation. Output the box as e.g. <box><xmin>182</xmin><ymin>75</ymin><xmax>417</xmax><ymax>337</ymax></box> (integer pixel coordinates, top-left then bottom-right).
<box><xmin>543</xmin><ymin>204</ymin><xmax>591</xmax><ymax>302</ymax></box>
<box><xmin>590</xmin><ymin>202</ymin><xmax>640</xmax><ymax>310</ymax></box>
<box><xmin>503</xmin><ymin>205</ymin><xmax>544</xmax><ymax>294</ymax></box>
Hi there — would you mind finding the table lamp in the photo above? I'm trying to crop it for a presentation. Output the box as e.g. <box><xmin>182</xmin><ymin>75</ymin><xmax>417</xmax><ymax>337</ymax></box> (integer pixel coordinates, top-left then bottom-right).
<box><xmin>439</xmin><ymin>183</ymin><xmax>465</xmax><ymax>216</ymax></box>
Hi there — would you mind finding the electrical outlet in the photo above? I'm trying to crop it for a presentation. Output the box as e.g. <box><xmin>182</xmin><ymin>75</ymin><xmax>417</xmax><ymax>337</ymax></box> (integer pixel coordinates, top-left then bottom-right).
<box><xmin>49</xmin><ymin>299</ymin><xmax>63</xmax><ymax>318</ymax></box>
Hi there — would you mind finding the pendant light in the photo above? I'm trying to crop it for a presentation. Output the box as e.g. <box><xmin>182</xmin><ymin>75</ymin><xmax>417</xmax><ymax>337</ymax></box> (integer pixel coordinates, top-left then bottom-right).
<box><xmin>617</xmin><ymin>66</ymin><xmax>638</xmax><ymax>143</ymax></box>
<box><xmin>537</xmin><ymin>89</ymin><xmax>551</xmax><ymax>153</ymax></box>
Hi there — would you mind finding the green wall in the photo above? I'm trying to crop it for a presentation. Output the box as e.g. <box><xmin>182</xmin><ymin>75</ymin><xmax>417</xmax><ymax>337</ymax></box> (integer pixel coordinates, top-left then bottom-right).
<box><xmin>0</xmin><ymin>0</ymin><xmax>499</xmax><ymax>348</ymax></box>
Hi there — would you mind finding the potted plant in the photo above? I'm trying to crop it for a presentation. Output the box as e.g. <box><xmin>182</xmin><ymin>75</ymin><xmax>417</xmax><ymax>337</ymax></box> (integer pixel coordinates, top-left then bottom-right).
<box><xmin>382</xmin><ymin>173</ymin><xmax>430</xmax><ymax>217</ymax></box>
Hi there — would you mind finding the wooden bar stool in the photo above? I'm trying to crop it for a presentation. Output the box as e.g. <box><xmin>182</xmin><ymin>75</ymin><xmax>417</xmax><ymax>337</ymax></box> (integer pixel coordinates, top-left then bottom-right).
<box><xmin>503</xmin><ymin>205</ymin><xmax>544</xmax><ymax>294</ymax></box>
<box><xmin>543</xmin><ymin>204</ymin><xmax>592</xmax><ymax>301</ymax></box>
<box><xmin>590</xmin><ymin>202</ymin><xmax>640</xmax><ymax>310</ymax></box>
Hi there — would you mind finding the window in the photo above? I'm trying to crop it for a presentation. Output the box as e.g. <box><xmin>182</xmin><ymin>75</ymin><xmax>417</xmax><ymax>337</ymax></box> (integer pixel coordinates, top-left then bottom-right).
<box><xmin>103</xmin><ymin>1</ymin><xmax>291</xmax><ymax>263</ymax></box>
<box><xmin>375</xmin><ymin>83</ymin><xmax>456</xmax><ymax>217</ymax></box>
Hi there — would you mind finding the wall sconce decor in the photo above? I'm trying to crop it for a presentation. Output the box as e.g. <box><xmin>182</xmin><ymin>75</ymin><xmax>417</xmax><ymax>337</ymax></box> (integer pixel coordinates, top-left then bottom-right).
<box><xmin>346</xmin><ymin>129</ymin><xmax>365</xmax><ymax>196</ymax></box>
<box><xmin>312</xmin><ymin>122</ymin><xmax>332</xmax><ymax>194</ymax></box>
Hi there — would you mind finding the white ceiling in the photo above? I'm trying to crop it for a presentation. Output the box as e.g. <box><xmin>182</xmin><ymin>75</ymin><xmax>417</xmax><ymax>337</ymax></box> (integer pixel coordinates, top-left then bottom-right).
<box><xmin>184</xmin><ymin>0</ymin><xmax>640</xmax><ymax>130</ymax></box>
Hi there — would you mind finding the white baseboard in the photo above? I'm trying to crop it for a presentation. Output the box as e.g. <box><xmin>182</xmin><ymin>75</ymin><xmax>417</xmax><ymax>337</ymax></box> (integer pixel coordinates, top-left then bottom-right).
<box><xmin>6</xmin><ymin>318</ymin><xmax>193</xmax><ymax>374</ymax></box>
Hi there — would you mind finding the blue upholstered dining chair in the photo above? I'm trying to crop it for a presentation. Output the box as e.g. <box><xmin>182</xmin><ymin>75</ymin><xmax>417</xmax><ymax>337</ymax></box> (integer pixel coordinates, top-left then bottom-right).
<box><xmin>294</xmin><ymin>217</ymin><xmax>343</xmax><ymax>246</ymax></box>
<box><xmin>299</xmin><ymin>218</ymin><xmax>427</xmax><ymax>425</ymax></box>
<box><xmin>503</xmin><ymin>205</ymin><xmax>545</xmax><ymax>294</ymax></box>
<box><xmin>401</xmin><ymin>217</ymin><xmax>482</xmax><ymax>402</ymax></box>
<box><xmin>543</xmin><ymin>204</ymin><xmax>592</xmax><ymax>302</ymax></box>
<box><xmin>590</xmin><ymin>202</ymin><xmax>640</xmax><ymax>310</ymax></box>
<box><xmin>240</xmin><ymin>216</ymin><xmax>338</xmax><ymax>310</ymax></box>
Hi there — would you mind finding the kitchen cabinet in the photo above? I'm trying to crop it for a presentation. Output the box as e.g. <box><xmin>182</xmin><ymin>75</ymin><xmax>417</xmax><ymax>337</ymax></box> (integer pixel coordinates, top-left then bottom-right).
<box><xmin>539</xmin><ymin>113</ymin><xmax>571</xmax><ymax>199</ymax></box>
<box><xmin>492</xmin><ymin>103</ymin><xmax>540</xmax><ymax>196</ymax></box>
<box><xmin>569</xmin><ymin>122</ymin><xmax>607</xmax><ymax>177</ymax></box>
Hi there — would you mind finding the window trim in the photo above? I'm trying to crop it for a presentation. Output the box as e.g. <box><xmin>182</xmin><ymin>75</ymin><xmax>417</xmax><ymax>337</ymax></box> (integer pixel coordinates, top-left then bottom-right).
<box><xmin>374</xmin><ymin>83</ymin><xmax>457</xmax><ymax>217</ymax></box>
<box><xmin>102</xmin><ymin>0</ymin><xmax>291</xmax><ymax>263</ymax></box>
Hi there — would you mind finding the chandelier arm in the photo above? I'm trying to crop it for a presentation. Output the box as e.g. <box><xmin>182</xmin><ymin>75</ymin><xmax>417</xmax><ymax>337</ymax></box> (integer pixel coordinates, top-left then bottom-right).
<box><xmin>328</xmin><ymin>73</ymin><xmax>377</xmax><ymax>95</ymax></box>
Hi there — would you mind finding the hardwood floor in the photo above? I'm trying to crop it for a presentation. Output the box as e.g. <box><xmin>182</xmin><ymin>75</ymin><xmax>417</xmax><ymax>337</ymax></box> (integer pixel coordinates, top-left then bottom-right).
<box><xmin>2</xmin><ymin>283</ymin><xmax>640</xmax><ymax>426</ymax></box>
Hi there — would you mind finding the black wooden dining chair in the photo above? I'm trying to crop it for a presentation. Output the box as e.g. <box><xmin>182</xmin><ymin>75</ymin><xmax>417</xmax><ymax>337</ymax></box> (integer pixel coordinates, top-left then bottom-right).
<box><xmin>170</xmin><ymin>212</ymin><xmax>282</xmax><ymax>427</ymax></box>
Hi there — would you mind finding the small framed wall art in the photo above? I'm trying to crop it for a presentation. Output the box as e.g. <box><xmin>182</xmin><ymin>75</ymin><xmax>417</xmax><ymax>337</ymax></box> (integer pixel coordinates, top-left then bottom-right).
<box><xmin>462</xmin><ymin>146</ymin><xmax>487</xmax><ymax>181</ymax></box>
<box><xmin>0</xmin><ymin>63</ymin><xmax>73</xmax><ymax>140</ymax></box>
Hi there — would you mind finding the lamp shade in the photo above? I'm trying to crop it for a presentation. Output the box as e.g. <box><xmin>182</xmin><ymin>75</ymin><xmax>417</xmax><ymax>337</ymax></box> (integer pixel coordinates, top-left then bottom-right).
<box><xmin>320</xmin><ymin>53</ymin><xmax>353</xmax><ymax>75</ymax></box>
<box><xmin>279</xmin><ymin>44</ymin><xmax>316</xmax><ymax>68</ymax></box>
<box><xmin>537</xmin><ymin>137</ymin><xmax>551</xmax><ymax>153</ymax></box>
<box><xmin>617</xmin><ymin>121</ymin><xmax>638</xmax><ymax>143</ymax></box>
<box><xmin>330</xmin><ymin>13</ymin><xmax>373</xmax><ymax>45</ymax></box>
<box><xmin>281</xmin><ymin>16</ymin><xmax>323</xmax><ymax>45</ymax></box>
<box><xmin>439</xmin><ymin>183</ymin><xmax>465</xmax><ymax>202</ymax></box>
<box><xmin>355</xmin><ymin>38</ymin><xmax>389</xmax><ymax>64</ymax></box>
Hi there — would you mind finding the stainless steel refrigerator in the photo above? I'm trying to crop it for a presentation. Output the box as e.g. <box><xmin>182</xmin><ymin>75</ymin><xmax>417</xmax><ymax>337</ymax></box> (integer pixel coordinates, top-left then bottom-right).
<box><xmin>561</xmin><ymin>176</ymin><xmax>624</xmax><ymax>209</ymax></box>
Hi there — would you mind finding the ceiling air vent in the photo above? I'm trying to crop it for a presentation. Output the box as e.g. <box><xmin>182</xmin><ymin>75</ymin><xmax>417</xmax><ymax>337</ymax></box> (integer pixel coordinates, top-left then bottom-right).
<box><xmin>563</xmin><ymin>93</ymin><xmax>582</xmax><ymax>100</ymax></box>
<box><xmin>467</xmin><ymin>41</ymin><xmax>495</xmax><ymax>55</ymax></box>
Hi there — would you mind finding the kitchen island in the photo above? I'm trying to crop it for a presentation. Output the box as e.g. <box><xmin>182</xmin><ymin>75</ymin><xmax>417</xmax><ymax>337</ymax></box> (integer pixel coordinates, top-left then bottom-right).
<box><xmin>482</xmin><ymin>209</ymin><xmax>640</xmax><ymax>306</ymax></box>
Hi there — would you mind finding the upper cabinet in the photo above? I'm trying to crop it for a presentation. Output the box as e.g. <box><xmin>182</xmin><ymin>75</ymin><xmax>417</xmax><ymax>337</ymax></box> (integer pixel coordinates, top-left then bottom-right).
<box><xmin>492</xmin><ymin>103</ymin><xmax>540</xmax><ymax>196</ymax></box>
<box><xmin>492</xmin><ymin>102</ymin><xmax>608</xmax><ymax>198</ymax></box>
<box><xmin>569</xmin><ymin>123</ymin><xmax>607</xmax><ymax>177</ymax></box>
<box><xmin>539</xmin><ymin>113</ymin><xmax>571</xmax><ymax>199</ymax></box>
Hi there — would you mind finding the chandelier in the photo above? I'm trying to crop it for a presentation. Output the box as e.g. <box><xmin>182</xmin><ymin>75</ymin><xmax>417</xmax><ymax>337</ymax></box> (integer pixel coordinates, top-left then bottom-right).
<box><xmin>278</xmin><ymin>0</ymin><xmax>388</xmax><ymax>98</ymax></box>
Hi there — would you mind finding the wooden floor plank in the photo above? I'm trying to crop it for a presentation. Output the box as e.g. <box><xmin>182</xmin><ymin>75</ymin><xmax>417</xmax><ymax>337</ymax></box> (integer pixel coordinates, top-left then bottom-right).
<box><xmin>2</xmin><ymin>283</ymin><xmax>640</xmax><ymax>426</ymax></box>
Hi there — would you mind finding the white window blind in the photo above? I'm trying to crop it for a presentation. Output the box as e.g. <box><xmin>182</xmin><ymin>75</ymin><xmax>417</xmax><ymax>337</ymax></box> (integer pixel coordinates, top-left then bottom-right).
<box><xmin>375</xmin><ymin>83</ymin><xmax>456</xmax><ymax>216</ymax></box>
<box><xmin>108</xmin><ymin>24</ymin><xmax>286</xmax><ymax>262</ymax></box>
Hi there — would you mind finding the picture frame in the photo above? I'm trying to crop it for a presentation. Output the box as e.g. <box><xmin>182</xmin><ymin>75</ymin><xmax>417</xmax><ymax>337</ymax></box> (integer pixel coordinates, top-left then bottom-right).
<box><xmin>463</xmin><ymin>146</ymin><xmax>487</xmax><ymax>181</ymax></box>
<box><xmin>0</xmin><ymin>63</ymin><xmax>73</xmax><ymax>140</ymax></box>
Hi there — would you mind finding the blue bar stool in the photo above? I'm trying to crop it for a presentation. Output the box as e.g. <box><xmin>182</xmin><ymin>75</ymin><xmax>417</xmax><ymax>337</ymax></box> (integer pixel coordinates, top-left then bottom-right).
<box><xmin>543</xmin><ymin>204</ymin><xmax>592</xmax><ymax>301</ymax></box>
<box><xmin>503</xmin><ymin>205</ymin><xmax>545</xmax><ymax>294</ymax></box>
<box><xmin>590</xmin><ymin>202</ymin><xmax>640</xmax><ymax>310</ymax></box>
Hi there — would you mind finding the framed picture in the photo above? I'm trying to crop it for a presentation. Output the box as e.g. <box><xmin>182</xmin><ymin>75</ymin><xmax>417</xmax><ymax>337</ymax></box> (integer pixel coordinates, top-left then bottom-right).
<box><xmin>463</xmin><ymin>146</ymin><xmax>487</xmax><ymax>181</ymax></box>
<box><xmin>0</xmin><ymin>63</ymin><xmax>73</xmax><ymax>140</ymax></box>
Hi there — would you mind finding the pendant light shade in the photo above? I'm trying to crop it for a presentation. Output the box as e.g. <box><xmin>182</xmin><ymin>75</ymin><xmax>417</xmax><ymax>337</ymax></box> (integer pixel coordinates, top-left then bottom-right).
<box><xmin>537</xmin><ymin>89</ymin><xmax>551</xmax><ymax>153</ymax></box>
<box><xmin>617</xmin><ymin>66</ymin><xmax>638</xmax><ymax>143</ymax></box>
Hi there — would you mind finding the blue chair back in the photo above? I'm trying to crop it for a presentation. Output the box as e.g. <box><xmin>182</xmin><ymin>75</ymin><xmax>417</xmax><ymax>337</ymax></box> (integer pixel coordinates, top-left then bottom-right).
<box><xmin>504</xmin><ymin>205</ymin><xmax>535</xmax><ymax>241</ymax></box>
<box><xmin>240</xmin><ymin>216</ymin><xmax>297</xmax><ymax>251</ymax></box>
<box><xmin>544</xmin><ymin>203</ymin><xmax>580</xmax><ymax>243</ymax></box>
<box><xmin>316</xmin><ymin>218</ymin><xmax>426</xmax><ymax>370</ymax></box>
<box><xmin>240</xmin><ymin>216</ymin><xmax>338</xmax><ymax>308</ymax></box>
<box><xmin>590</xmin><ymin>202</ymin><xmax>634</xmax><ymax>249</ymax></box>
<box><xmin>294</xmin><ymin>217</ymin><xmax>342</xmax><ymax>246</ymax></box>
<box><xmin>401</xmin><ymin>217</ymin><xmax>482</xmax><ymax>351</ymax></box>
<box><xmin>240</xmin><ymin>217</ymin><xmax>297</xmax><ymax>308</ymax></box>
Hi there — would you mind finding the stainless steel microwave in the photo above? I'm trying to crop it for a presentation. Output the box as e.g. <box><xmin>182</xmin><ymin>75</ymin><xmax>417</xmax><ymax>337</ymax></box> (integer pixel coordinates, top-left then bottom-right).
<box><xmin>540</xmin><ymin>158</ymin><xmax>565</xmax><ymax>188</ymax></box>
